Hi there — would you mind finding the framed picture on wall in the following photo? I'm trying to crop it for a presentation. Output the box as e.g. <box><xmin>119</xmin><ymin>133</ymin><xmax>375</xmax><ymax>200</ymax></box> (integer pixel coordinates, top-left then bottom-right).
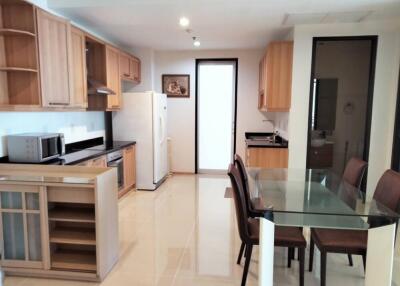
<box><xmin>162</xmin><ymin>74</ymin><xmax>190</xmax><ymax>98</ymax></box>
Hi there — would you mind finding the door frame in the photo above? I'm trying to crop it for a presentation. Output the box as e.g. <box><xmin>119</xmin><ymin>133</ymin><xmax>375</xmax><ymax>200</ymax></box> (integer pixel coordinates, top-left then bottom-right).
<box><xmin>306</xmin><ymin>36</ymin><xmax>378</xmax><ymax>182</ymax></box>
<box><xmin>195</xmin><ymin>58</ymin><xmax>239</xmax><ymax>174</ymax></box>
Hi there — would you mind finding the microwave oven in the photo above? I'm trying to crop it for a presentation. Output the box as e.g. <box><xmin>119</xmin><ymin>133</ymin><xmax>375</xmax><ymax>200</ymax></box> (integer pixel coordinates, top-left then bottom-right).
<box><xmin>7</xmin><ymin>133</ymin><xmax>66</xmax><ymax>163</ymax></box>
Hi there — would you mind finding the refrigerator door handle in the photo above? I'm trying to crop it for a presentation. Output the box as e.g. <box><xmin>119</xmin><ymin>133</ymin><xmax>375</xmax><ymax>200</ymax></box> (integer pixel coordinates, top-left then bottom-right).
<box><xmin>159</xmin><ymin>116</ymin><xmax>165</xmax><ymax>145</ymax></box>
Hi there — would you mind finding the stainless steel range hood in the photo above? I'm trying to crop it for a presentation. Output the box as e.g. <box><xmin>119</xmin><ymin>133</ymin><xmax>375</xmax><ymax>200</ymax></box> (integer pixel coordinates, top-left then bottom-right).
<box><xmin>87</xmin><ymin>78</ymin><xmax>115</xmax><ymax>95</ymax></box>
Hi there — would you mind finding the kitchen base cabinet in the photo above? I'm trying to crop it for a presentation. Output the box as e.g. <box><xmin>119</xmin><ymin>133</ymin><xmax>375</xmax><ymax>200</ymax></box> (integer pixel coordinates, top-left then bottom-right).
<box><xmin>246</xmin><ymin>147</ymin><xmax>288</xmax><ymax>168</ymax></box>
<box><xmin>0</xmin><ymin>164</ymin><xmax>119</xmax><ymax>282</ymax></box>
<box><xmin>120</xmin><ymin>145</ymin><xmax>136</xmax><ymax>198</ymax></box>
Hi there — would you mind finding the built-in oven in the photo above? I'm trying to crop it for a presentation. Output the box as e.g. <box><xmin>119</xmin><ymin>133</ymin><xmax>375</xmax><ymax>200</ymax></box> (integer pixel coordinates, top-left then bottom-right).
<box><xmin>107</xmin><ymin>150</ymin><xmax>124</xmax><ymax>190</ymax></box>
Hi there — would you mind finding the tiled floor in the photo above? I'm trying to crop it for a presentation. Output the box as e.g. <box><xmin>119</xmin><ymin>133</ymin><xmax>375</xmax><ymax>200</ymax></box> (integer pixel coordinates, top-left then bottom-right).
<box><xmin>3</xmin><ymin>174</ymin><xmax>399</xmax><ymax>286</ymax></box>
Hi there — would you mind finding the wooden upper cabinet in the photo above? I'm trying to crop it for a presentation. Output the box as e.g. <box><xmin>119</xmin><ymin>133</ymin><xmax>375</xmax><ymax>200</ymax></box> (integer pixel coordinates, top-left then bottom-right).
<box><xmin>37</xmin><ymin>9</ymin><xmax>72</xmax><ymax>107</ymax></box>
<box><xmin>106</xmin><ymin>45</ymin><xmax>121</xmax><ymax>110</ymax></box>
<box><xmin>130</xmin><ymin>57</ymin><xmax>140</xmax><ymax>83</ymax></box>
<box><xmin>258</xmin><ymin>41</ymin><xmax>293</xmax><ymax>112</ymax></box>
<box><xmin>70</xmin><ymin>26</ymin><xmax>87</xmax><ymax>108</ymax></box>
<box><xmin>119</xmin><ymin>52</ymin><xmax>141</xmax><ymax>84</ymax></box>
<box><xmin>119</xmin><ymin>53</ymin><xmax>131</xmax><ymax>79</ymax></box>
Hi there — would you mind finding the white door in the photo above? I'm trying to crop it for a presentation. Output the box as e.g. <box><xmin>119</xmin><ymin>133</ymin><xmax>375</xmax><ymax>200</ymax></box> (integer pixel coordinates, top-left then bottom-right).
<box><xmin>197</xmin><ymin>60</ymin><xmax>237</xmax><ymax>173</ymax></box>
<box><xmin>153</xmin><ymin>93</ymin><xmax>168</xmax><ymax>183</ymax></box>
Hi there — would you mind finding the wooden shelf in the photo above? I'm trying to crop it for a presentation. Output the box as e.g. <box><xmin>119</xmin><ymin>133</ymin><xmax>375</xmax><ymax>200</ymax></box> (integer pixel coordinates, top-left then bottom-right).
<box><xmin>0</xmin><ymin>29</ymin><xmax>35</xmax><ymax>37</ymax></box>
<box><xmin>51</xmin><ymin>250</ymin><xmax>96</xmax><ymax>272</ymax></box>
<box><xmin>49</xmin><ymin>208</ymin><xmax>95</xmax><ymax>223</ymax></box>
<box><xmin>50</xmin><ymin>227</ymin><xmax>96</xmax><ymax>245</ymax></box>
<box><xmin>0</xmin><ymin>67</ymin><xmax>38</xmax><ymax>72</ymax></box>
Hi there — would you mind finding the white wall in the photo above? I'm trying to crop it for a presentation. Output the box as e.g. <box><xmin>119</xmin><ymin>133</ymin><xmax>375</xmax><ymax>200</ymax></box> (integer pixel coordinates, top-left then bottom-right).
<box><xmin>289</xmin><ymin>20</ymin><xmax>400</xmax><ymax>199</ymax></box>
<box><xmin>153</xmin><ymin>49</ymin><xmax>277</xmax><ymax>173</ymax></box>
<box><xmin>0</xmin><ymin>112</ymin><xmax>105</xmax><ymax>157</ymax></box>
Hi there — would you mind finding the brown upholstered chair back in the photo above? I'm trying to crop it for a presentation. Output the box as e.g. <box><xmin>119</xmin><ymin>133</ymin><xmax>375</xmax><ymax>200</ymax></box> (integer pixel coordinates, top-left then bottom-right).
<box><xmin>234</xmin><ymin>154</ymin><xmax>252</xmax><ymax>213</ymax></box>
<box><xmin>373</xmin><ymin>169</ymin><xmax>400</xmax><ymax>214</ymax></box>
<box><xmin>228</xmin><ymin>164</ymin><xmax>251</xmax><ymax>243</ymax></box>
<box><xmin>343</xmin><ymin>157</ymin><xmax>368</xmax><ymax>189</ymax></box>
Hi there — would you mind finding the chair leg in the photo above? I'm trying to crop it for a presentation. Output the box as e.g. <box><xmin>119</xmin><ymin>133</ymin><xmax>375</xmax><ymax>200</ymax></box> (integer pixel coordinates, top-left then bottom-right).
<box><xmin>299</xmin><ymin>247</ymin><xmax>305</xmax><ymax>286</ymax></box>
<box><xmin>309</xmin><ymin>237</ymin><xmax>314</xmax><ymax>272</ymax></box>
<box><xmin>362</xmin><ymin>253</ymin><xmax>366</xmax><ymax>273</ymax></box>
<box><xmin>320</xmin><ymin>251</ymin><xmax>327</xmax><ymax>286</ymax></box>
<box><xmin>347</xmin><ymin>254</ymin><xmax>353</xmax><ymax>266</ymax></box>
<box><xmin>237</xmin><ymin>242</ymin><xmax>245</xmax><ymax>265</ymax></box>
<box><xmin>287</xmin><ymin>247</ymin><xmax>293</xmax><ymax>268</ymax></box>
<box><xmin>241</xmin><ymin>244</ymin><xmax>253</xmax><ymax>286</ymax></box>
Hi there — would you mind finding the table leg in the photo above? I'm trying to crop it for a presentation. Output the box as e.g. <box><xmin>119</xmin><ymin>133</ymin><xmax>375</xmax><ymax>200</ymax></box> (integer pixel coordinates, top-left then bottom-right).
<box><xmin>365</xmin><ymin>223</ymin><xmax>396</xmax><ymax>286</ymax></box>
<box><xmin>259</xmin><ymin>217</ymin><xmax>275</xmax><ymax>286</ymax></box>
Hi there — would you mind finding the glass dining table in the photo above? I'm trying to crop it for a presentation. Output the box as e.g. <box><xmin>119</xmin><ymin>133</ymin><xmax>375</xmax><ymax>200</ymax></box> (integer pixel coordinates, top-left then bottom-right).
<box><xmin>246</xmin><ymin>168</ymin><xmax>400</xmax><ymax>286</ymax></box>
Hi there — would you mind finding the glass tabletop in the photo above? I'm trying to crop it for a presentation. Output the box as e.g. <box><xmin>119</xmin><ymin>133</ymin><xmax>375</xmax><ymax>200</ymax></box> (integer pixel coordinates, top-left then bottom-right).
<box><xmin>247</xmin><ymin>168</ymin><xmax>400</xmax><ymax>229</ymax></box>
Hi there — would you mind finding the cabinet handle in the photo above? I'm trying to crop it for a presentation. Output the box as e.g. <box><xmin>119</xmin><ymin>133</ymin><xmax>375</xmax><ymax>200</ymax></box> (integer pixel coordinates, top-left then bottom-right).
<box><xmin>49</xmin><ymin>102</ymin><xmax>69</xmax><ymax>106</ymax></box>
<box><xmin>123</xmin><ymin>73</ymin><xmax>130</xmax><ymax>77</ymax></box>
<box><xmin>111</xmin><ymin>105</ymin><xmax>119</xmax><ymax>108</ymax></box>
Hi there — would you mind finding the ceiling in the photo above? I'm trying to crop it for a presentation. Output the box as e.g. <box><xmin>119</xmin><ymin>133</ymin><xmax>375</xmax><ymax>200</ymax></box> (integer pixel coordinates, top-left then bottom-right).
<box><xmin>47</xmin><ymin>0</ymin><xmax>400</xmax><ymax>51</ymax></box>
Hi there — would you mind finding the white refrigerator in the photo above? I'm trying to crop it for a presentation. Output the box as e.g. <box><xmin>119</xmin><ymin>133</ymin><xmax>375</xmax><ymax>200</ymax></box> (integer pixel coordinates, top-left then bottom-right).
<box><xmin>113</xmin><ymin>92</ymin><xmax>168</xmax><ymax>190</ymax></box>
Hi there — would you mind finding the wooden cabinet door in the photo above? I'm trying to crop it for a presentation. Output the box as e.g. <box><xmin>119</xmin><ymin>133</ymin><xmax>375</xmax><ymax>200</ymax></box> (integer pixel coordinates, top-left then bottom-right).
<box><xmin>130</xmin><ymin>57</ymin><xmax>140</xmax><ymax>83</ymax></box>
<box><xmin>123</xmin><ymin>145</ymin><xmax>136</xmax><ymax>189</ymax></box>
<box><xmin>119</xmin><ymin>53</ymin><xmax>131</xmax><ymax>79</ymax></box>
<box><xmin>265</xmin><ymin>41</ymin><xmax>293</xmax><ymax>111</ymax></box>
<box><xmin>106</xmin><ymin>45</ymin><xmax>121</xmax><ymax>110</ymax></box>
<box><xmin>258</xmin><ymin>55</ymin><xmax>267</xmax><ymax>110</ymax></box>
<box><xmin>0</xmin><ymin>185</ymin><xmax>46</xmax><ymax>269</ymax></box>
<box><xmin>70</xmin><ymin>26</ymin><xmax>87</xmax><ymax>108</ymax></box>
<box><xmin>37</xmin><ymin>9</ymin><xmax>71</xmax><ymax>107</ymax></box>
<box><xmin>246</xmin><ymin>148</ymin><xmax>288</xmax><ymax>168</ymax></box>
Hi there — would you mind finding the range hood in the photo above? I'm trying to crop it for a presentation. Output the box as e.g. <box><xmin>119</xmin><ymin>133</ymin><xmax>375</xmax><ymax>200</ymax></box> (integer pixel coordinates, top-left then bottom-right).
<box><xmin>87</xmin><ymin>78</ymin><xmax>115</xmax><ymax>95</ymax></box>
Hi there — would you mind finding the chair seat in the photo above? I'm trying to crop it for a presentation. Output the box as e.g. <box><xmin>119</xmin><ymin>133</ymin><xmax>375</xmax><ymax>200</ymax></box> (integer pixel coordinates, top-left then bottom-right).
<box><xmin>312</xmin><ymin>228</ymin><xmax>368</xmax><ymax>253</ymax></box>
<box><xmin>247</xmin><ymin>218</ymin><xmax>306</xmax><ymax>248</ymax></box>
<box><xmin>275</xmin><ymin>226</ymin><xmax>307</xmax><ymax>248</ymax></box>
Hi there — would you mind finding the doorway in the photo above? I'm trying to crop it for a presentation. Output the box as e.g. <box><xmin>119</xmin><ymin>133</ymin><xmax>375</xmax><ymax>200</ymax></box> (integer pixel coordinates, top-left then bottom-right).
<box><xmin>195</xmin><ymin>59</ymin><xmax>238</xmax><ymax>174</ymax></box>
<box><xmin>391</xmin><ymin>67</ymin><xmax>400</xmax><ymax>171</ymax></box>
<box><xmin>306</xmin><ymin>37</ymin><xmax>377</xmax><ymax>186</ymax></box>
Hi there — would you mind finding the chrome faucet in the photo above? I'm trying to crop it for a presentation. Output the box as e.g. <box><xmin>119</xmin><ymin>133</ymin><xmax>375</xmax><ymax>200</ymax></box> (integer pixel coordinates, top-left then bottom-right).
<box><xmin>263</xmin><ymin>119</ymin><xmax>278</xmax><ymax>143</ymax></box>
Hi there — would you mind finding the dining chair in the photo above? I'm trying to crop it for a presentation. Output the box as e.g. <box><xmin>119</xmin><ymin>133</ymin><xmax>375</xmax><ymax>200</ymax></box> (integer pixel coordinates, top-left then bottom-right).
<box><xmin>341</xmin><ymin>157</ymin><xmax>368</xmax><ymax>266</ymax></box>
<box><xmin>309</xmin><ymin>169</ymin><xmax>400</xmax><ymax>286</ymax></box>
<box><xmin>343</xmin><ymin>157</ymin><xmax>368</xmax><ymax>190</ymax></box>
<box><xmin>234</xmin><ymin>154</ymin><xmax>305</xmax><ymax>267</ymax></box>
<box><xmin>228</xmin><ymin>163</ymin><xmax>307</xmax><ymax>286</ymax></box>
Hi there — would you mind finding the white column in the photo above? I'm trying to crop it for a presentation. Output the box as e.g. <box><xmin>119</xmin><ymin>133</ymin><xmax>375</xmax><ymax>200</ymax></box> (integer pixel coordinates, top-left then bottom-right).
<box><xmin>259</xmin><ymin>218</ymin><xmax>275</xmax><ymax>286</ymax></box>
<box><xmin>365</xmin><ymin>223</ymin><xmax>396</xmax><ymax>286</ymax></box>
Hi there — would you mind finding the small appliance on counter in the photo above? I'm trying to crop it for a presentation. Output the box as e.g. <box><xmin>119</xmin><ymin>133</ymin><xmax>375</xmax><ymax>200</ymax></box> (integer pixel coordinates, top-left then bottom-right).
<box><xmin>7</xmin><ymin>133</ymin><xmax>65</xmax><ymax>163</ymax></box>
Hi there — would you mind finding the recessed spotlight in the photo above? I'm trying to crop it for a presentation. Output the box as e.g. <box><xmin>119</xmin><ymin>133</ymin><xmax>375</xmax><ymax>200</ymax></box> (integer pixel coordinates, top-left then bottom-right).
<box><xmin>192</xmin><ymin>37</ymin><xmax>200</xmax><ymax>47</ymax></box>
<box><xmin>179</xmin><ymin>17</ymin><xmax>190</xmax><ymax>27</ymax></box>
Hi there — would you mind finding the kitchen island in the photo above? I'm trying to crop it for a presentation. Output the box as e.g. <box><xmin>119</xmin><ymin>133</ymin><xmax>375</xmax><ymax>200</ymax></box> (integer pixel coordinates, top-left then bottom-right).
<box><xmin>0</xmin><ymin>164</ymin><xmax>119</xmax><ymax>282</ymax></box>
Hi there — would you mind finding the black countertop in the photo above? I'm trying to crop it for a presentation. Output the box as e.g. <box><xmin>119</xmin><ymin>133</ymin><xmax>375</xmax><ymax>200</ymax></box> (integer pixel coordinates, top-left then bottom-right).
<box><xmin>0</xmin><ymin>138</ymin><xmax>136</xmax><ymax>165</ymax></box>
<box><xmin>59</xmin><ymin>141</ymin><xmax>136</xmax><ymax>165</ymax></box>
<box><xmin>245</xmin><ymin>132</ymin><xmax>288</xmax><ymax>148</ymax></box>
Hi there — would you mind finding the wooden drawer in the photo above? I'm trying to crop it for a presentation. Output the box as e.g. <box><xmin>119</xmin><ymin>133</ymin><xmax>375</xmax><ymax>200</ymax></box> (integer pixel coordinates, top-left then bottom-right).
<box><xmin>76</xmin><ymin>155</ymin><xmax>107</xmax><ymax>168</ymax></box>
<box><xmin>308</xmin><ymin>144</ymin><xmax>333</xmax><ymax>168</ymax></box>
<box><xmin>47</xmin><ymin>187</ymin><xmax>94</xmax><ymax>204</ymax></box>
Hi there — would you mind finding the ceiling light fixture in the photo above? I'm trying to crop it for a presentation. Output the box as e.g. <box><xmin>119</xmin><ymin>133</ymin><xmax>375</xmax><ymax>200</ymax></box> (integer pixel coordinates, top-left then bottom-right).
<box><xmin>179</xmin><ymin>17</ymin><xmax>190</xmax><ymax>27</ymax></box>
<box><xmin>193</xmin><ymin>37</ymin><xmax>200</xmax><ymax>47</ymax></box>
